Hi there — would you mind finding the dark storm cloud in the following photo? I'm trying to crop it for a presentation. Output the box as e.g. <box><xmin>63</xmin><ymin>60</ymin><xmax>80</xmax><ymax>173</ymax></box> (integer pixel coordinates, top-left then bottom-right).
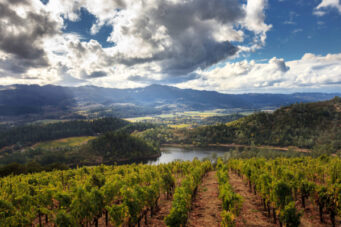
<box><xmin>111</xmin><ymin>0</ymin><xmax>244</xmax><ymax>76</ymax></box>
<box><xmin>0</xmin><ymin>0</ymin><xmax>59</xmax><ymax>73</ymax></box>
<box><xmin>160</xmin><ymin>41</ymin><xmax>239</xmax><ymax>76</ymax></box>
<box><xmin>0</xmin><ymin>58</ymin><xmax>46</xmax><ymax>75</ymax></box>
<box><xmin>85</xmin><ymin>71</ymin><xmax>108</xmax><ymax>78</ymax></box>
<box><xmin>10</xmin><ymin>0</ymin><xmax>28</xmax><ymax>5</ymax></box>
<box><xmin>127</xmin><ymin>75</ymin><xmax>144</xmax><ymax>82</ymax></box>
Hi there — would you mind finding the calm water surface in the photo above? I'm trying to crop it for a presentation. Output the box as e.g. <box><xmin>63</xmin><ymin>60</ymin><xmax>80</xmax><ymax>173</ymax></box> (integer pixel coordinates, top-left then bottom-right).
<box><xmin>148</xmin><ymin>146</ymin><xmax>231</xmax><ymax>164</ymax></box>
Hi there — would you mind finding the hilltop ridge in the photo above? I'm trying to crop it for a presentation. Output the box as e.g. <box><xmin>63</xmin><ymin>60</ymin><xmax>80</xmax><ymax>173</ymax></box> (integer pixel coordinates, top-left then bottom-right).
<box><xmin>0</xmin><ymin>84</ymin><xmax>339</xmax><ymax>122</ymax></box>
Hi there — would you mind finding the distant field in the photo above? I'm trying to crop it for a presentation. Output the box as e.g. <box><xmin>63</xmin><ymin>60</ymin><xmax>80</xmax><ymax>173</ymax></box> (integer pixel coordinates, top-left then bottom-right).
<box><xmin>124</xmin><ymin>110</ymin><xmax>230</xmax><ymax>122</ymax></box>
<box><xmin>124</xmin><ymin>116</ymin><xmax>155</xmax><ymax>122</ymax></box>
<box><xmin>32</xmin><ymin>136</ymin><xmax>96</xmax><ymax>150</ymax></box>
<box><xmin>124</xmin><ymin>110</ymin><xmax>255</xmax><ymax>128</ymax></box>
<box><xmin>31</xmin><ymin>119</ymin><xmax>71</xmax><ymax>125</ymax></box>
<box><xmin>168</xmin><ymin>124</ymin><xmax>192</xmax><ymax>129</ymax></box>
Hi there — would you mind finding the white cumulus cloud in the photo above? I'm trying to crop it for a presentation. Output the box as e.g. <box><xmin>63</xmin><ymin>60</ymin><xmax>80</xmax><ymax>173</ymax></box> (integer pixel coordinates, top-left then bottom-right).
<box><xmin>314</xmin><ymin>0</ymin><xmax>341</xmax><ymax>15</ymax></box>
<box><xmin>176</xmin><ymin>53</ymin><xmax>341</xmax><ymax>93</ymax></box>
<box><xmin>0</xmin><ymin>0</ymin><xmax>272</xmax><ymax>87</ymax></box>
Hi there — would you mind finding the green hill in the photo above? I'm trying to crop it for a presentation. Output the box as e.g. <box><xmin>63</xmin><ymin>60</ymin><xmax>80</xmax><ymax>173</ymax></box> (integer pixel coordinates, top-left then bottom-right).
<box><xmin>183</xmin><ymin>97</ymin><xmax>341</xmax><ymax>152</ymax></box>
<box><xmin>0</xmin><ymin>119</ymin><xmax>160</xmax><ymax>174</ymax></box>
<box><xmin>85</xmin><ymin>131</ymin><xmax>160</xmax><ymax>163</ymax></box>
<box><xmin>0</xmin><ymin>117</ymin><xmax>128</xmax><ymax>149</ymax></box>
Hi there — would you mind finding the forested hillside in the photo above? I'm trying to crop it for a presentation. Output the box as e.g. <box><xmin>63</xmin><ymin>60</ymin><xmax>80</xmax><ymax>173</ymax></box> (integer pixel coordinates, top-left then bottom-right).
<box><xmin>0</xmin><ymin>119</ymin><xmax>161</xmax><ymax>174</ymax></box>
<box><xmin>0</xmin><ymin>118</ymin><xmax>128</xmax><ymax>149</ymax></box>
<box><xmin>84</xmin><ymin>131</ymin><xmax>160</xmax><ymax>163</ymax></box>
<box><xmin>181</xmin><ymin>97</ymin><xmax>341</xmax><ymax>152</ymax></box>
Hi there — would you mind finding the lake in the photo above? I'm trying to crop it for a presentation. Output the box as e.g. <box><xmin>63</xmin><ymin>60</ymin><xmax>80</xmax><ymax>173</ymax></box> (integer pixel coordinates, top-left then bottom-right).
<box><xmin>148</xmin><ymin>146</ymin><xmax>232</xmax><ymax>164</ymax></box>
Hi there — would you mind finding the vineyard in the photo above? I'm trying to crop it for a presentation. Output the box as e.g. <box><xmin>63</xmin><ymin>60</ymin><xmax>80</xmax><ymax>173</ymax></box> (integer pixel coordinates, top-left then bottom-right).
<box><xmin>228</xmin><ymin>156</ymin><xmax>341</xmax><ymax>227</ymax></box>
<box><xmin>0</xmin><ymin>160</ymin><xmax>211</xmax><ymax>227</ymax></box>
<box><xmin>0</xmin><ymin>157</ymin><xmax>340</xmax><ymax>227</ymax></box>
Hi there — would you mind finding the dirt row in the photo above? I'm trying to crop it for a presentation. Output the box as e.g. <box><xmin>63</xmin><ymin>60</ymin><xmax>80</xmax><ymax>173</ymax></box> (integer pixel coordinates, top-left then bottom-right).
<box><xmin>228</xmin><ymin>172</ymin><xmax>276</xmax><ymax>227</ymax></box>
<box><xmin>228</xmin><ymin>172</ymin><xmax>338</xmax><ymax>227</ymax></box>
<box><xmin>101</xmin><ymin>170</ymin><xmax>339</xmax><ymax>227</ymax></box>
<box><xmin>141</xmin><ymin>171</ymin><xmax>223</xmax><ymax>227</ymax></box>
<box><xmin>187</xmin><ymin>171</ymin><xmax>222</xmax><ymax>227</ymax></box>
<box><xmin>103</xmin><ymin>171</ymin><xmax>340</xmax><ymax>227</ymax></box>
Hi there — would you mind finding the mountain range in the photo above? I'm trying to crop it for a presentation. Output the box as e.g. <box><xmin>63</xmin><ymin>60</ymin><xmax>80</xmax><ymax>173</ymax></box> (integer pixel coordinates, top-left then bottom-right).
<box><xmin>0</xmin><ymin>84</ymin><xmax>339</xmax><ymax>121</ymax></box>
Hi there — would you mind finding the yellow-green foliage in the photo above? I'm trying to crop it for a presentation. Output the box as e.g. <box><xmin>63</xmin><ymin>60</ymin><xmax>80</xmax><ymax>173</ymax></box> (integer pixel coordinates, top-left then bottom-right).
<box><xmin>228</xmin><ymin>156</ymin><xmax>341</xmax><ymax>227</ymax></box>
<box><xmin>221</xmin><ymin>210</ymin><xmax>235</xmax><ymax>227</ymax></box>
<box><xmin>216</xmin><ymin>159</ymin><xmax>243</xmax><ymax>226</ymax></box>
<box><xmin>33</xmin><ymin>136</ymin><xmax>96</xmax><ymax>150</ymax></box>
<box><xmin>0</xmin><ymin>160</ymin><xmax>206</xmax><ymax>226</ymax></box>
<box><xmin>168</xmin><ymin>124</ymin><xmax>191</xmax><ymax>129</ymax></box>
<box><xmin>165</xmin><ymin>160</ymin><xmax>212</xmax><ymax>227</ymax></box>
<box><xmin>225</xmin><ymin>116</ymin><xmax>249</xmax><ymax>127</ymax></box>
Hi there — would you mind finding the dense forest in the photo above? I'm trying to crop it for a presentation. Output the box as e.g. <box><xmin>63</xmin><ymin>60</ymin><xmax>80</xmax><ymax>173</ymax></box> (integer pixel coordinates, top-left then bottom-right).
<box><xmin>85</xmin><ymin>131</ymin><xmax>160</xmax><ymax>163</ymax></box>
<box><xmin>179</xmin><ymin>97</ymin><xmax>341</xmax><ymax>153</ymax></box>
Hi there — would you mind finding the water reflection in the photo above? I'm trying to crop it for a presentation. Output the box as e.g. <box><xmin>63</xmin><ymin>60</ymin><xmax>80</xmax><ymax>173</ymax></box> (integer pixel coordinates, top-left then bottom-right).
<box><xmin>148</xmin><ymin>146</ymin><xmax>231</xmax><ymax>164</ymax></box>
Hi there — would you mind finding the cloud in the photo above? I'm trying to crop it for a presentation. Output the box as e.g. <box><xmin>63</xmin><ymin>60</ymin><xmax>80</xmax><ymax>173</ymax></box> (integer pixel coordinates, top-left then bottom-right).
<box><xmin>0</xmin><ymin>0</ymin><xmax>339</xmax><ymax>94</ymax></box>
<box><xmin>84</xmin><ymin>71</ymin><xmax>107</xmax><ymax>78</ymax></box>
<box><xmin>243</xmin><ymin>0</ymin><xmax>272</xmax><ymax>44</ymax></box>
<box><xmin>292</xmin><ymin>28</ymin><xmax>303</xmax><ymax>34</ymax></box>
<box><xmin>93</xmin><ymin>0</ymin><xmax>248</xmax><ymax>75</ymax></box>
<box><xmin>0</xmin><ymin>0</ymin><xmax>60</xmax><ymax>73</ymax></box>
<box><xmin>175</xmin><ymin>53</ymin><xmax>341</xmax><ymax>93</ymax></box>
<box><xmin>0</xmin><ymin>0</ymin><xmax>271</xmax><ymax>87</ymax></box>
<box><xmin>48</xmin><ymin>0</ymin><xmax>270</xmax><ymax>77</ymax></box>
<box><xmin>314</xmin><ymin>0</ymin><xmax>341</xmax><ymax>15</ymax></box>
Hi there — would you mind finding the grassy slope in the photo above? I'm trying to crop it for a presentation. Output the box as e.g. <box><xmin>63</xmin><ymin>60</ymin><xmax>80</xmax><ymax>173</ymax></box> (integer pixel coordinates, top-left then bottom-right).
<box><xmin>32</xmin><ymin>136</ymin><xmax>96</xmax><ymax>150</ymax></box>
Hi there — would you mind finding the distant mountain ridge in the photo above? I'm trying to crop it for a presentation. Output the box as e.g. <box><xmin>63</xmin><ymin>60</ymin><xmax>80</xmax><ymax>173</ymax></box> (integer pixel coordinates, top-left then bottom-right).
<box><xmin>0</xmin><ymin>84</ymin><xmax>339</xmax><ymax>120</ymax></box>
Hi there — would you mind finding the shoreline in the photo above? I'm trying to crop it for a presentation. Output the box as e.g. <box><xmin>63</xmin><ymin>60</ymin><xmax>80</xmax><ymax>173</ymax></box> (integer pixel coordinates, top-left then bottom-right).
<box><xmin>161</xmin><ymin>143</ymin><xmax>311</xmax><ymax>153</ymax></box>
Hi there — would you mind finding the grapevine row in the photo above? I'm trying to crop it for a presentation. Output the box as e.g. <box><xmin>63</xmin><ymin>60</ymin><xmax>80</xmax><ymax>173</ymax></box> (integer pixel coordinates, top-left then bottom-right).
<box><xmin>228</xmin><ymin>157</ymin><xmax>341</xmax><ymax>227</ymax></box>
<box><xmin>165</xmin><ymin>160</ymin><xmax>211</xmax><ymax>227</ymax></box>
<box><xmin>0</xmin><ymin>161</ymin><xmax>205</xmax><ymax>226</ymax></box>
<box><xmin>216</xmin><ymin>159</ymin><xmax>243</xmax><ymax>227</ymax></box>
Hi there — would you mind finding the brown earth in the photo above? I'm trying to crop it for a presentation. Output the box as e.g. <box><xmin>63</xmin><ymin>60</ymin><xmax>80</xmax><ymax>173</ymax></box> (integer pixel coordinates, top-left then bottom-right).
<box><xmin>228</xmin><ymin>172</ymin><xmax>276</xmax><ymax>227</ymax></box>
<box><xmin>229</xmin><ymin>172</ymin><xmax>341</xmax><ymax>227</ymax></box>
<box><xmin>298</xmin><ymin>198</ymin><xmax>340</xmax><ymax>227</ymax></box>
<box><xmin>187</xmin><ymin>171</ymin><xmax>222</xmax><ymax>227</ymax></box>
<box><xmin>140</xmin><ymin>174</ymin><xmax>183</xmax><ymax>227</ymax></box>
<box><xmin>139</xmin><ymin>193</ymin><xmax>172</xmax><ymax>227</ymax></box>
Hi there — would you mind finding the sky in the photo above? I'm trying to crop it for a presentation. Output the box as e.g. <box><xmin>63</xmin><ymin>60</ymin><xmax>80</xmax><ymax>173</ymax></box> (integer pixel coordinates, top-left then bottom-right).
<box><xmin>0</xmin><ymin>0</ymin><xmax>340</xmax><ymax>93</ymax></box>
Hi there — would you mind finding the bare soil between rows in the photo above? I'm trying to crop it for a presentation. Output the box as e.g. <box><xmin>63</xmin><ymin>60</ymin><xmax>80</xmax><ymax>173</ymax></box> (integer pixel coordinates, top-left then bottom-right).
<box><xmin>228</xmin><ymin>172</ymin><xmax>340</xmax><ymax>227</ymax></box>
<box><xmin>187</xmin><ymin>171</ymin><xmax>222</xmax><ymax>227</ymax></box>
<box><xmin>229</xmin><ymin>172</ymin><xmax>276</xmax><ymax>227</ymax></box>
